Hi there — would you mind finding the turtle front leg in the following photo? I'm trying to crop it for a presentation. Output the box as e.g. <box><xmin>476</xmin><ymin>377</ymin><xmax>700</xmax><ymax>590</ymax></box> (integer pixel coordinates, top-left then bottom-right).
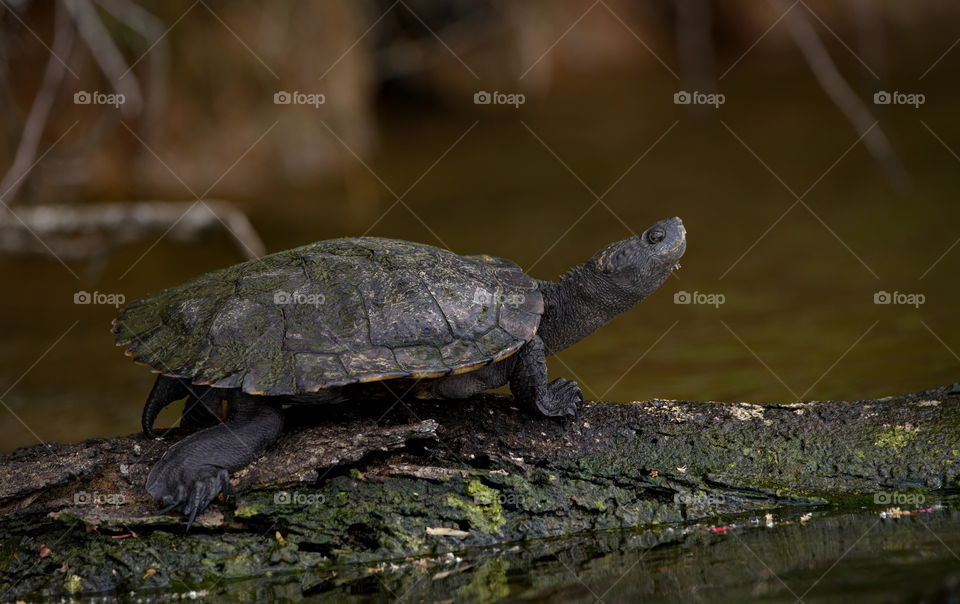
<box><xmin>509</xmin><ymin>336</ymin><xmax>581</xmax><ymax>417</ymax></box>
<box><xmin>146</xmin><ymin>393</ymin><xmax>284</xmax><ymax>528</ymax></box>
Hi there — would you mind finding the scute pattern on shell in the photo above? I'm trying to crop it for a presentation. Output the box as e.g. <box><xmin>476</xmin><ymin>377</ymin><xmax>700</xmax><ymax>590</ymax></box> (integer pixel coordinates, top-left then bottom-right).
<box><xmin>113</xmin><ymin>237</ymin><xmax>544</xmax><ymax>396</ymax></box>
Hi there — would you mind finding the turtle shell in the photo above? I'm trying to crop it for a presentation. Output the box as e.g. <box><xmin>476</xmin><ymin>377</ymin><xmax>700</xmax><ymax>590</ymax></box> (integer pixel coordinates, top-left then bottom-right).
<box><xmin>113</xmin><ymin>237</ymin><xmax>544</xmax><ymax>396</ymax></box>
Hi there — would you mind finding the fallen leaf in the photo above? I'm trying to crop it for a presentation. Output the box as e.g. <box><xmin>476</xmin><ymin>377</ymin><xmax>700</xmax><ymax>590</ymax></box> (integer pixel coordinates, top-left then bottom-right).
<box><xmin>426</xmin><ymin>527</ymin><xmax>469</xmax><ymax>538</ymax></box>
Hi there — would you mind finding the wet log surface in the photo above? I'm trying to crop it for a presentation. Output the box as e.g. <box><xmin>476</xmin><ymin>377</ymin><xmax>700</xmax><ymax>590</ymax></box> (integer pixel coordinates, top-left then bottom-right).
<box><xmin>1</xmin><ymin>383</ymin><xmax>959</xmax><ymax>598</ymax></box>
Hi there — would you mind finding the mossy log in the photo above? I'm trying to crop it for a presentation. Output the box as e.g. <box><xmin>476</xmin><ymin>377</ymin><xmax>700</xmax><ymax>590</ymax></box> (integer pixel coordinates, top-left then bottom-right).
<box><xmin>2</xmin><ymin>383</ymin><xmax>959</xmax><ymax>598</ymax></box>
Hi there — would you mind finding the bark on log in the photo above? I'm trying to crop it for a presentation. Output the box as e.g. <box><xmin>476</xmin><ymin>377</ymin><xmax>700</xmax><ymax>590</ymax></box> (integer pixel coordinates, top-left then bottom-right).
<box><xmin>1</xmin><ymin>383</ymin><xmax>958</xmax><ymax>598</ymax></box>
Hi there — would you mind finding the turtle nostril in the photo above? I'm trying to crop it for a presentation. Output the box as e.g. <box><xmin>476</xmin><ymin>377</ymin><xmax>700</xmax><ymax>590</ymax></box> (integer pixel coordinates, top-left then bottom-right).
<box><xmin>647</xmin><ymin>229</ymin><xmax>665</xmax><ymax>244</ymax></box>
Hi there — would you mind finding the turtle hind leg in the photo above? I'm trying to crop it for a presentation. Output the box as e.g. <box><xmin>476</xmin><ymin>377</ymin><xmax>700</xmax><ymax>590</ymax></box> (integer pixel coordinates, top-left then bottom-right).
<box><xmin>145</xmin><ymin>392</ymin><xmax>284</xmax><ymax>529</ymax></box>
<box><xmin>142</xmin><ymin>375</ymin><xmax>191</xmax><ymax>438</ymax></box>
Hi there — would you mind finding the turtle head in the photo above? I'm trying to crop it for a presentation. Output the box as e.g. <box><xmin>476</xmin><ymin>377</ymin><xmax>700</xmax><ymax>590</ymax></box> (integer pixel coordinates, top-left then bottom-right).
<box><xmin>536</xmin><ymin>217</ymin><xmax>686</xmax><ymax>354</ymax></box>
<box><xmin>590</xmin><ymin>217</ymin><xmax>686</xmax><ymax>298</ymax></box>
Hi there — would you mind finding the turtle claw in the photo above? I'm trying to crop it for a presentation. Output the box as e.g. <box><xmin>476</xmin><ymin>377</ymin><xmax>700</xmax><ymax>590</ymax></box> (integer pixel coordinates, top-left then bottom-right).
<box><xmin>147</xmin><ymin>456</ymin><xmax>230</xmax><ymax>529</ymax></box>
<box><xmin>185</xmin><ymin>472</ymin><xmax>225</xmax><ymax>531</ymax></box>
<box><xmin>159</xmin><ymin>497</ymin><xmax>182</xmax><ymax>515</ymax></box>
<box><xmin>535</xmin><ymin>378</ymin><xmax>581</xmax><ymax>417</ymax></box>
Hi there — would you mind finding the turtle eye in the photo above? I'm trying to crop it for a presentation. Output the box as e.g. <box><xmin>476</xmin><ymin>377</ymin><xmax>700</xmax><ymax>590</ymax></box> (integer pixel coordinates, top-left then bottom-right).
<box><xmin>647</xmin><ymin>229</ymin><xmax>665</xmax><ymax>244</ymax></box>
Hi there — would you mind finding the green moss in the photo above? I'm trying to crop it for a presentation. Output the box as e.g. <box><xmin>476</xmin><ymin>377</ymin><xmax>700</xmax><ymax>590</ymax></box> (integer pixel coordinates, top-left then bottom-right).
<box><xmin>445</xmin><ymin>480</ymin><xmax>505</xmax><ymax>533</ymax></box>
<box><xmin>234</xmin><ymin>502</ymin><xmax>262</xmax><ymax>518</ymax></box>
<box><xmin>875</xmin><ymin>425</ymin><xmax>919</xmax><ymax>448</ymax></box>
<box><xmin>65</xmin><ymin>574</ymin><xmax>83</xmax><ymax>594</ymax></box>
<box><xmin>466</xmin><ymin>479</ymin><xmax>496</xmax><ymax>504</ymax></box>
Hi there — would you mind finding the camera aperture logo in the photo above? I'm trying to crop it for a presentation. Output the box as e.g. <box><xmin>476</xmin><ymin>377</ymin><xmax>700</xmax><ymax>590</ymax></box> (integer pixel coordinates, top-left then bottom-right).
<box><xmin>74</xmin><ymin>90</ymin><xmax>125</xmax><ymax>108</ymax></box>
<box><xmin>472</xmin><ymin>286</ymin><xmax>524</xmax><ymax>308</ymax></box>
<box><xmin>274</xmin><ymin>90</ymin><xmax>326</xmax><ymax>108</ymax></box>
<box><xmin>74</xmin><ymin>491</ymin><xmax>125</xmax><ymax>506</ymax></box>
<box><xmin>274</xmin><ymin>491</ymin><xmax>325</xmax><ymax>505</ymax></box>
<box><xmin>874</xmin><ymin>290</ymin><xmax>924</xmax><ymax>308</ymax></box>
<box><xmin>873</xmin><ymin>90</ymin><xmax>925</xmax><ymax>108</ymax></box>
<box><xmin>674</xmin><ymin>290</ymin><xmax>725</xmax><ymax>308</ymax></box>
<box><xmin>674</xmin><ymin>90</ymin><xmax>725</xmax><ymax>108</ymax></box>
<box><xmin>474</xmin><ymin>90</ymin><xmax>525</xmax><ymax>108</ymax></box>
<box><xmin>74</xmin><ymin>290</ymin><xmax>125</xmax><ymax>308</ymax></box>
<box><xmin>274</xmin><ymin>290</ymin><xmax>326</xmax><ymax>307</ymax></box>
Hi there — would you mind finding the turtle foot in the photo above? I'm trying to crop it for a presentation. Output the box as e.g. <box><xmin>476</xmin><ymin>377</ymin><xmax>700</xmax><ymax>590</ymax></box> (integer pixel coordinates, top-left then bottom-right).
<box><xmin>535</xmin><ymin>377</ymin><xmax>581</xmax><ymax>417</ymax></box>
<box><xmin>145</xmin><ymin>398</ymin><xmax>283</xmax><ymax>530</ymax></box>
<box><xmin>147</xmin><ymin>451</ymin><xmax>230</xmax><ymax>530</ymax></box>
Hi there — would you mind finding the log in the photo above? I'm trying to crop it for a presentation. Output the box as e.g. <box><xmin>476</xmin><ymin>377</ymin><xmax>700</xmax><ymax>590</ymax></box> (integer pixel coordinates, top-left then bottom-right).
<box><xmin>1</xmin><ymin>383</ymin><xmax>959</xmax><ymax>598</ymax></box>
<box><xmin>0</xmin><ymin>200</ymin><xmax>266</xmax><ymax>262</ymax></box>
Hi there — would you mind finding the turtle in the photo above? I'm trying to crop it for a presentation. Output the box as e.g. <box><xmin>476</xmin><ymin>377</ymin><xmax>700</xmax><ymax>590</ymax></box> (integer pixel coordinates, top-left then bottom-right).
<box><xmin>114</xmin><ymin>216</ymin><xmax>686</xmax><ymax>525</ymax></box>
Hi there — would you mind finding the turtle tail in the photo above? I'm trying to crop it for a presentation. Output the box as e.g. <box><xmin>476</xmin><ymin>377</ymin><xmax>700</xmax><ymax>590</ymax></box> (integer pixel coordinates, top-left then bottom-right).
<box><xmin>142</xmin><ymin>376</ymin><xmax>190</xmax><ymax>438</ymax></box>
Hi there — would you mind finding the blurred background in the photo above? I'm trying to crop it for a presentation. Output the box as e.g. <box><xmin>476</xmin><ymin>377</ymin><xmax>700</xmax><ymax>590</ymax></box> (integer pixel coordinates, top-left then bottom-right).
<box><xmin>1</xmin><ymin>0</ymin><xmax>958</xmax><ymax>451</ymax></box>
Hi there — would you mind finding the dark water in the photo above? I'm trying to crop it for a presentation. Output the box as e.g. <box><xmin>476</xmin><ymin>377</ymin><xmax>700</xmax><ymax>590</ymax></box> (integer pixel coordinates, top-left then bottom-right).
<box><xmin>432</xmin><ymin>500</ymin><xmax>960</xmax><ymax>603</ymax></box>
